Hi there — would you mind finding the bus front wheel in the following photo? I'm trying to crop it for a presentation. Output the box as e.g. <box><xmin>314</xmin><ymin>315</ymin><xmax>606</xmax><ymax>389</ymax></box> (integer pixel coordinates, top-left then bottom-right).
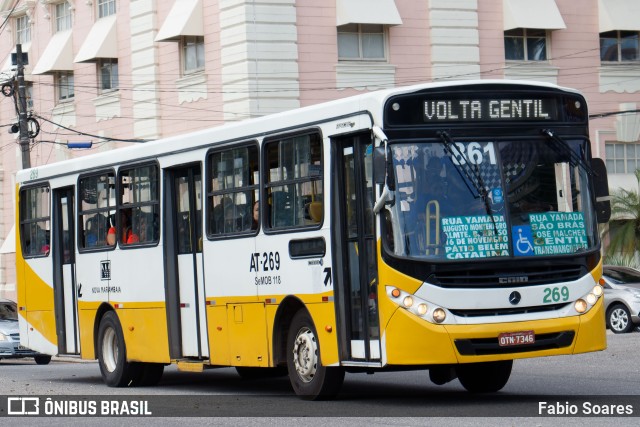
<box><xmin>456</xmin><ymin>360</ymin><xmax>513</xmax><ymax>393</ymax></box>
<box><xmin>97</xmin><ymin>311</ymin><xmax>139</xmax><ymax>387</ymax></box>
<box><xmin>286</xmin><ymin>310</ymin><xmax>344</xmax><ymax>400</ymax></box>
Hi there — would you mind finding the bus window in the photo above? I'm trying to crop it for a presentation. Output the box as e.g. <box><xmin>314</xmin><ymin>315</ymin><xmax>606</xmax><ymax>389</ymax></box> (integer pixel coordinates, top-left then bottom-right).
<box><xmin>19</xmin><ymin>185</ymin><xmax>51</xmax><ymax>257</ymax></box>
<box><xmin>118</xmin><ymin>164</ymin><xmax>159</xmax><ymax>246</ymax></box>
<box><xmin>264</xmin><ymin>133</ymin><xmax>323</xmax><ymax>230</ymax></box>
<box><xmin>207</xmin><ymin>143</ymin><xmax>259</xmax><ymax>237</ymax></box>
<box><xmin>78</xmin><ymin>172</ymin><xmax>115</xmax><ymax>250</ymax></box>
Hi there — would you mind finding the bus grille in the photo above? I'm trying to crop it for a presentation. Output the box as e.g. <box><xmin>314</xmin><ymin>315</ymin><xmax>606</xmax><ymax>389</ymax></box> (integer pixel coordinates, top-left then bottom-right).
<box><xmin>455</xmin><ymin>331</ymin><xmax>575</xmax><ymax>356</ymax></box>
<box><xmin>449</xmin><ymin>303</ymin><xmax>570</xmax><ymax>318</ymax></box>
<box><xmin>429</xmin><ymin>265</ymin><xmax>584</xmax><ymax>288</ymax></box>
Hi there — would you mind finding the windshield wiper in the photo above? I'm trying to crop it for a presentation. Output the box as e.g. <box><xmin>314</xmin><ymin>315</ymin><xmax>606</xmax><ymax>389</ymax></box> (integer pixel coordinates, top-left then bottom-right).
<box><xmin>542</xmin><ymin>129</ymin><xmax>594</xmax><ymax>176</ymax></box>
<box><xmin>437</xmin><ymin>131</ymin><xmax>498</xmax><ymax>235</ymax></box>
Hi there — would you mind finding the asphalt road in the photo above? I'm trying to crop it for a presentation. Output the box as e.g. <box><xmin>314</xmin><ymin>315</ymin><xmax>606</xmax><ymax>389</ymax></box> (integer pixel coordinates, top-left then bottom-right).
<box><xmin>0</xmin><ymin>330</ymin><xmax>638</xmax><ymax>425</ymax></box>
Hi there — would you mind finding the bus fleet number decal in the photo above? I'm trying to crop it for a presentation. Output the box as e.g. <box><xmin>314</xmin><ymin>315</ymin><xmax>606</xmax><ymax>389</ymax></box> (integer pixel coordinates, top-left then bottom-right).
<box><xmin>250</xmin><ymin>251</ymin><xmax>281</xmax><ymax>286</ymax></box>
<box><xmin>542</xmin><ymin>286</ymin><xmax>569</xmax><ymax>303</ymax></box>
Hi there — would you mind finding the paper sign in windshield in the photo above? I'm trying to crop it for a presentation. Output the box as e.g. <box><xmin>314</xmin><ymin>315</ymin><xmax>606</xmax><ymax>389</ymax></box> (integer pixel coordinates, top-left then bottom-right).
<box><xmin>514</xmin><ymin>211</ymin><xmax>588</xmax><ymax>256</ymax></box>
<box><xmin>442</xmin><ymin>214</ymin><xmax>509</xmax><ymax>259</ymax></box>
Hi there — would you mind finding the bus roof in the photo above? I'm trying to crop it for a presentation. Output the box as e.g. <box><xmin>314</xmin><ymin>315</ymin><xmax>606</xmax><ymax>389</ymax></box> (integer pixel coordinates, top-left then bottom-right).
<box><xmin>16</xmin><ymin>79</ymin><xmax>579</xmax><ymax>184</ymax></box>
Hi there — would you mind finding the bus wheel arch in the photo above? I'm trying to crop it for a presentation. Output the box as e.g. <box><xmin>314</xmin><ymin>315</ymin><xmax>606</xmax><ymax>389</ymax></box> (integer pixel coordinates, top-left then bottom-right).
<box><xmin>272</xmin><ymin>296</ymin><xmax>306</xmax><ymax>367</ymax></box>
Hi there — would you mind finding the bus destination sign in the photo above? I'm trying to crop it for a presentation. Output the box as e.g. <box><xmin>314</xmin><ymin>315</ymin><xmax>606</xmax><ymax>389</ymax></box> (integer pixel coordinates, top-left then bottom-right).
<box><xmin>423</xmin><ymin>98</ymin><xmax>557</xmax><ymax>123</ymax></box>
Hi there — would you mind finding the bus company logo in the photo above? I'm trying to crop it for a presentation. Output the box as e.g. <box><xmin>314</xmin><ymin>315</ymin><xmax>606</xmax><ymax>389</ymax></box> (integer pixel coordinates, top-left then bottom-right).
<box><xmin>308</xmin><ymin>259</ymin><xmax>323</xmax><ymax>266</ymax></box>
<box><xmin>498</xmin><ymin>276</ymin><xmax>528</xmax><ymax>284</ymax></box>
<box><xmin>508</xmin><ymin>291</ymin><xmax>522</xmax><ymax>305</ymax></box>
<box><xmin>336</xmin><ymin>121</ymin><xmax>355</xmax><ymax>129</ymax></box>
<box><xmin>100</xmin><ymin>260</ymin><xmax>111</xmax><ymax>281</ymax></box>
<box><xmin>7</xmin><ymin>397</ymin><xmax>40</xmax><ymax>415</ymax></box>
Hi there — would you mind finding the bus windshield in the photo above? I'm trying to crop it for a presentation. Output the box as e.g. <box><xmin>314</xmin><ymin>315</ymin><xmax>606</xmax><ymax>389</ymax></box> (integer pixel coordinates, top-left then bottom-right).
<box><xmin>384</xmin><ymin>138</ymin><xmax>597</xmax><ymax>261</ymax></box>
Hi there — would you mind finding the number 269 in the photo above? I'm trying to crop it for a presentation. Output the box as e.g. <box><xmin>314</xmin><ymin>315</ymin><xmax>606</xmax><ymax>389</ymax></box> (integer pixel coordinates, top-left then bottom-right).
<box><xmin>543</xmin><ymin>286</ymin><xmax>569</xmax><ymax>303</ymax></box>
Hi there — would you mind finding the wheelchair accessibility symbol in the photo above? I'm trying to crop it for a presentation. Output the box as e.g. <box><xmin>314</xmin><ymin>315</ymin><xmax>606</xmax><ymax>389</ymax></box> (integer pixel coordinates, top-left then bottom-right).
<box><xmin>513</xmin><ymin>226</ymin><xmax>535</xmax><ymax>256</ymax></box>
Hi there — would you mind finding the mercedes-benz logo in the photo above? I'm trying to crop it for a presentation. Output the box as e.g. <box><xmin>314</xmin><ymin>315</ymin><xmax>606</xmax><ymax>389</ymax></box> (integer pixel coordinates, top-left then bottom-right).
<box><xmin>509</xmin><ymin>291</ymin><xmax>521</xmax><ymax>305</ymax></box>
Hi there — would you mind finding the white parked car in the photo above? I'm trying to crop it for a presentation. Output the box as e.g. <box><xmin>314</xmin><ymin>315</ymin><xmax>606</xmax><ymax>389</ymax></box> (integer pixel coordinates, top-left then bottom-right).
<box><xmin>0</xmin><ymin>299</ymin><xmax>51</xmax><ymax>364</ymax></box>
<box><xmin>602</xmin><ymin>266</ymin><xmax>640</xmax><ymax>334</ymax></box>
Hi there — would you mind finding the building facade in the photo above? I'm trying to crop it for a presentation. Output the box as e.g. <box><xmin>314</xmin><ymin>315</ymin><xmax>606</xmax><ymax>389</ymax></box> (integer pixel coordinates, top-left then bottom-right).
<box><xmin>0</xmin><ymin>0</ymin><xmax>639</xmax><ymax>298</ymax></box>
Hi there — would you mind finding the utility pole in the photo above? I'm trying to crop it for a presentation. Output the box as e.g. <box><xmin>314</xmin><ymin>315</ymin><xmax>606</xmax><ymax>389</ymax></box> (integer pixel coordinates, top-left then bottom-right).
<box><xmin>15</xmin><ymin>43</ymin><xmax>30</xmax><ymax>169</ymax></box>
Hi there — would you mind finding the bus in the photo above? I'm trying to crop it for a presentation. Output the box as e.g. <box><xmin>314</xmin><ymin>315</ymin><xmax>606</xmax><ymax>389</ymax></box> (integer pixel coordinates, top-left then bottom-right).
<box><xmin>15</xmin><ymin>80</ymin><xmax>611</xmax><ymax>399</ymax></box>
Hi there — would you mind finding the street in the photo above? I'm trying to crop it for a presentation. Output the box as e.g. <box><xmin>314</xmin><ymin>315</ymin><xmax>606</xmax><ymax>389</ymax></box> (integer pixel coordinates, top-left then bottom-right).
<box><xmin>0</xmin><ymin>331</ymin><xmax>638</xmax><ymax>425</ymax></box>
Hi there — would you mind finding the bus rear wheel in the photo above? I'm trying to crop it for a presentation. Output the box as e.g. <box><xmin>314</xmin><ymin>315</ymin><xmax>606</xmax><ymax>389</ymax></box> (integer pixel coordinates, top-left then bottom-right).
<box><xmin>286</xmin><ymin>310</ymin><xmax>344</xmax><ymax>400</ymax></box>
<box><xmin>456</xmin><ymin>360</ymin><xmax>513</xmax><ymax>393</ymax></box>
<box><xmin>97</xmin><ymin>311</ymin><xmax>140</xmax><ymax>387</ymax></box>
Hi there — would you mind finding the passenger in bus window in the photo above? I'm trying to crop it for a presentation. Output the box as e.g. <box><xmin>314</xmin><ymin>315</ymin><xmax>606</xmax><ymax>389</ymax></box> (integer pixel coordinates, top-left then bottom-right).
<box><xmin>106</xmin><ymin>227</ymin><xmax>116</xmax><ymax>245</ymax></box>
<box><xmin>252</xmin><ymin>200</ymin><xmax>259</xmax><ymax>229</ymax></box>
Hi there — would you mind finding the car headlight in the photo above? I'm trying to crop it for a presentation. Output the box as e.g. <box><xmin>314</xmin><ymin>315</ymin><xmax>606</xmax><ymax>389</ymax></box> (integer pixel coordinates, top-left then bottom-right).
<box><xmin>0</xmin><ymin>333</ymin><xmax>8</xmax><ymax>342</ymax></box>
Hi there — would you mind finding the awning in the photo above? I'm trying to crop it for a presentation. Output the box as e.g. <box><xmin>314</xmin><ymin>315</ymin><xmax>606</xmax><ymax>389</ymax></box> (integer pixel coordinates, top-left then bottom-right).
<box><xmin>155</xmin><ymin>0</ymin><xmax>204</xmax><ymax>42</ymax></box>
<box><xmin>0</xmin><ymin>226</ymin><xmax>15</xmax><ymax>254</ymax></box>
<box><xmin>1</xmin><ymin>42</ymin><xmax>31</xmax><ymax>75</ymax></box>
<box><xmin>75</xmin><ymin>15</ymin><xmax>118</xmax><ymax>63</ymax></box>
<box><xmin>31</xmin><ymin>31</ymin><xmax>73</xmax><ymax>75</ymax></box>
<box><xmin>599</xmin><ymin>0</ymin><xmax>640</xmax><ymax>32</ymax></box>
<box><xmin>336</xmin><ymin>0</ymin><xmax>402</xmax><ymax>26</ymax></box>
<box><xmin>503</xmin><ymin>0</ymin><xmax>566</xmax><ymax>31</ymax></box>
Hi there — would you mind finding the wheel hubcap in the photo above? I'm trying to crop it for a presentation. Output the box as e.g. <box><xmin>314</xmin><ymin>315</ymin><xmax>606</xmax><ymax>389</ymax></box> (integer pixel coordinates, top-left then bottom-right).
<box><xmin>611</xmin><ymin>308</ymin><xmax>629</xmax><ymax>331</ymax></box>
<box><xmin>292</xmin><ymin>327</ymin><xmax>318</xmax><ymax>383</ymax></box>
<box><xmin>102</xmin><ymin>327</ymin><xmax>118</xmax><ymax>372</ymax></box>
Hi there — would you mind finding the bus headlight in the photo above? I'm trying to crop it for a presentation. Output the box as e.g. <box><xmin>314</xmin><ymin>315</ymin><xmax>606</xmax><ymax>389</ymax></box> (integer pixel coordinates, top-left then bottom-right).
<box><xmin>574</xmin><ymin>299</ymin><xmax>587</xmax><ymax>313</ymax></box>
<box><xmin>592</xmin><ymin>284</ymin><xmax>603</xmax><ymax>297</ymax></box>
<box><xmin>433</xmin><ymin>308</ymin><xmax>446</xmax><ymax>323</ymax></box>
<box><xmin>403</xmin><ymin>296</ymin><xmax>414</xmax><ymax>308</ymax></box>
<box><xmin>386</xmin><ymin>286</ymin><xmax>450</xmax><ymax>324</ymax></box>
<box><xmin>586</xmin><ymin>293</ymin><xmax>597</xmax><ymax>305</ymax></box>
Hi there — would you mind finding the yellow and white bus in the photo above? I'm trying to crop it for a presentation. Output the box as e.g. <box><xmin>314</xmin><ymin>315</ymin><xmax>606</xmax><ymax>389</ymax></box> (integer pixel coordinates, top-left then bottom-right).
<box><xmin>16</xmin><ymin>80</ymin><xmax>611</xmax><ymax>399</ymax></box>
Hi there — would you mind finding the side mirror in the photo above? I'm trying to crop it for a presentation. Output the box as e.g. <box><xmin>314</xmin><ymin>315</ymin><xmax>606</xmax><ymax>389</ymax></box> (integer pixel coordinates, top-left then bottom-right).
<box><xmin>373</xmin><ymin>146</ymin><xmax>395</xmax><ymax>190</ymax></box>
<box><xmin>590</xmin><ymin>158</ymin><xmax>610</xmax><ymax>223</ymax></box>
<box><xmin>373</xmin><ymin>147</ymin><xmax>386</xmax><ymax>185</ymax></box>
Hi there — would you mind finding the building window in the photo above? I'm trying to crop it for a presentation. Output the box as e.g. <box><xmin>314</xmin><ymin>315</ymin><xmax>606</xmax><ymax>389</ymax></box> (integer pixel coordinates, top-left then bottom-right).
<box><xmin>600</xmin><ymin>31</ymin><xmax>639</xmax><ymax>62</ymax></box>
<box><xmin>264</xmin><ymin>133</ymin><xmax>323</xmax><ymax>229</ymax></box>
<box><xmin>338</xmin><ymin>24</ymin><xmax>386</xmax><ymax>61</ymax></box>
<box><xmin>55</xmin><ymin>72</ymin><xmax>75</xmax><ymax>102</ymax></box>
<box><xmin>606</xmin><ymin>143</ymin><xmax>640</xmax><ymax>174</ymax></box>
<box><xmin>504</xmin><ymin>29</ymin><xmax>548</xmax><ymax>61</ymax></box>
<box><xmin>55</xmin><ymin>1</ymin><xmax>73</xmax><ymax>32</ymax></box>
<box><xmin>99</xmin><ymin>59</ymin><xmax>119</xmax><ymax>92</ymax></box>
<box><xmin>97</xmin><ymin>0</ymin><xmax>116</xmax><ymax>18</ymax></box>
<box><xmin>181</xmin><ymin>36</ymin><xmax>205</xmax><ymax>74</ymax></box>
<box><xmin>15</xmin><ymin>15</ymin><xmax>31</xmax><ymax>44</ymax></box>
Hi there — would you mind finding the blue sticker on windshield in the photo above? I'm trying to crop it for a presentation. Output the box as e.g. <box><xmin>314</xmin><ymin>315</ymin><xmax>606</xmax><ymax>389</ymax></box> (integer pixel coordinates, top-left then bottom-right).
<box><xmin>513</xmin><ymin>225</ymin><xmax>535</xmax><ymax>256</ymax></box>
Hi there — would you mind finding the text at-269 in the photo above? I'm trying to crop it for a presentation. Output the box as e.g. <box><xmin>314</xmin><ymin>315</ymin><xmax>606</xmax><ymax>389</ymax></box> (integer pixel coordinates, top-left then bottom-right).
<box><xmin>249</xmin><ymin>251</ymin><xmax>282</xmax><ymax>286</ymax></box>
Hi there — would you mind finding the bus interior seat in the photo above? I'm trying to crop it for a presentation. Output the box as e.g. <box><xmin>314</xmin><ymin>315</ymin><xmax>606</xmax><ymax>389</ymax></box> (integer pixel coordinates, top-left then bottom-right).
<box><xmin>308</xmin><ymin>201</ymin><xmax>323</xmax><ymax>223</ymax></box>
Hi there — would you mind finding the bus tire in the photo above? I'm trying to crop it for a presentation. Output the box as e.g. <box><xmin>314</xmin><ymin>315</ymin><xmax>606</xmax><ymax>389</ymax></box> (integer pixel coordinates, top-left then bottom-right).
<box><xmin>286</xmin><ymin>310</ymin><xmax>344</xmax><ymax>400</ymax></box>
<box><xmin>456</xmin><ymin>360</ymin><xmax>513</xmax><ymax>393</ymax></box>
<box><xmin>97</xmin><ymin>311</ymin><xmax>140</xmax><ymax>387</ymax></box>
<box><xmin>34</xmin><ymin>355</ymin><xmax>51</xmax><ymax>365</ymax></box>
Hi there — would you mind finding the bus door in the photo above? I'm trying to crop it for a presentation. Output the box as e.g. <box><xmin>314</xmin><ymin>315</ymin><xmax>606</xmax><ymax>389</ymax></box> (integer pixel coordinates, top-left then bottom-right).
<box><xmin>332</xmin><ymin>133</ymin><xmax>380</xmax><ymax>362</ymax></box>
<box><xmin>163</xmin><ymin>165</ymin><xmax>209</xmax><ymax>359</ymax></box>
<box><xmin>52</xmin><ymin>186</ymin><xmax>79</xmax><ymax>354</ymax></box>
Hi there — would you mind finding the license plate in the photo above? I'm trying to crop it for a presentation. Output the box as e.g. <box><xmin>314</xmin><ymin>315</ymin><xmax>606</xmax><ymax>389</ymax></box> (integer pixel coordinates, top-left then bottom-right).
<box><xmin>498</xmin><ymin>330</ymin><xmax>535</xmax><ymax>347</ymax></box>
<box><xmin>17</xmin><ymin>345</ymin><xmax>28</xmax><ymax>351</ymax></box>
